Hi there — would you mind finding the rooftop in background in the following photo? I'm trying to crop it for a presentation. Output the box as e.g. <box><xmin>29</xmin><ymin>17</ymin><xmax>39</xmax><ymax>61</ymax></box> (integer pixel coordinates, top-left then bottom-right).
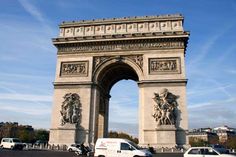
<box><xmin>189</xmin><ymin>125</ymin><xmax>236</xmax><ymax>133</ymax></box>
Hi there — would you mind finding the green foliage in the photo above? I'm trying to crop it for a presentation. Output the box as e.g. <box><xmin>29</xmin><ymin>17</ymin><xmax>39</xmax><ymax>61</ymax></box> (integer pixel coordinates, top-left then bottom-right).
<box><xmin>0</xmin><ymin>122</ymin><xmax>49</xmax><ymax>143</ymax></box>
<box><xmin>108</xmin><ymin>131</ymin><xmax>139</xmax><ymax>144</ymax></box>
<box><xmin>34</xmin><ymin>129</ymin><xmax>49</xmax><ymax>142</ymax></box>
<box><xmin>189</xmin><ymin>137</ymin><xmax>209</xmax><ymax>147</ymax></box>
<box><xmin>17</xmin><ymin>129</ymin><xmax>34</xmax><ymax>143</ymax></box>
<box><xmin>224</xmin><ymin>137</ymin><xmax>236</xmax><ymax>149</ymax></box>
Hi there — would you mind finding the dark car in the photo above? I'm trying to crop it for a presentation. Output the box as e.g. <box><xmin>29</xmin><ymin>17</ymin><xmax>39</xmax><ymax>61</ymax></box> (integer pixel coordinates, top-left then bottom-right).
<box><xmin>210</xmin><ymin>144</ymin><xmax>229</xmax><ymax>154</ymax></box>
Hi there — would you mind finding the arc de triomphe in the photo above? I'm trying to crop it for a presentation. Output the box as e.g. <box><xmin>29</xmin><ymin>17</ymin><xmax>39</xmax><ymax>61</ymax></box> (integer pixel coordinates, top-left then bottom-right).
<box><xmin>49</xmin><ymin>14</ymin><xmax>189</xmax><ymax>148</ymax></box>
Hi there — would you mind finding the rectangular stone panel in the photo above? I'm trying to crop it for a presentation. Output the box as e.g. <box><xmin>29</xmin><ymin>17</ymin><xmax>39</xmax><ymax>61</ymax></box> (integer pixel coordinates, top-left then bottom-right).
<box><xmin>60</xmin><ymin>61</ymin><xmax>89</xmax><ymax>77</ymax></box>
<box><xmin>149</xmin><ymin>57</ymin><xmax>181</xmax><ymax>74</ymax></box>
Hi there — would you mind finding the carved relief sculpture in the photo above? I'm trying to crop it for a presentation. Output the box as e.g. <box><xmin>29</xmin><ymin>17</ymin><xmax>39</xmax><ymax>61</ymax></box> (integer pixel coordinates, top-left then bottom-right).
<box><xmin>60</xmin><ymin>61</ymin><xmax>88</xmax><ymax>76</ymax></box>
<box><xmin>60</xmin><ymin>93</ymin><xmax>81</xmax><ymax>126</ymax></box>
<box><xmin>152</xmin><ymin>88</ymin><xmax>179</xmax><ymax>126</ymax></box>
<box><xmin>149</xmin><ymin>58</ymin><xmax>180</xmax><ymax>74</ymax></box>
<box><xmin>93</xmin><ymin>55</ymin><xmax>143</xmax><ymax>71</ymax></box>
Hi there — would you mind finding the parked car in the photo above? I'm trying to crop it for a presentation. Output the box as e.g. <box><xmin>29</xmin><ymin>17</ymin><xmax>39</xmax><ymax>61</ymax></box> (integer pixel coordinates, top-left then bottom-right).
<box><xmin>210</xmin><ymin>144</ymin><xmax>229</xmax><ymax>154</ymax></box>
<box><xmin>184</xmin><ymin>147</ymin><xmax>234</xmax><ymax>157</ymax></box>
<box><xmin>94</xmin><ymin>138</ymin><xmax>152</xmax><ymax>157</ymax></box>
<box><xmin>0</xmin><ymin>138</ymin><xmax>24</xmax><ymax>150</ymax></box>
<box><xmin>67</xmin><ymin>144</ymin><xmax>82</xmax><ymax>152</ymax></box>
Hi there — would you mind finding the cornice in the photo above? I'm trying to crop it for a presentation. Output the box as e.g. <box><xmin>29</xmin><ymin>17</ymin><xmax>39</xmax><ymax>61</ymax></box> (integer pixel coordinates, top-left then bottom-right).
<box><xmin>54</xmin><ymin>36</ymin><xmax>189</xmax><ymax>54</ymax></box>
<box><xmin>53</xmin><ymin>31</ymin><xmax>189</xmax><ymax>44</ymax></box>
<box><xmin>60</xmin><ymin>14</ymin><xmax>184</xmax><ymax>27</ymax></box>
<box><xmin>138</xmin><ymin>79</ymin><xmax>188</xmax><ymax>86</ymax></box>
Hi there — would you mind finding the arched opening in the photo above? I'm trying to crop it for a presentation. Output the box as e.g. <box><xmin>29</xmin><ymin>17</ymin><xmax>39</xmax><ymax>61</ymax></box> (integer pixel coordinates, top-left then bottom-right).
<box><xmin>94</xmin><ymin>60</ymin><xmax>141</xmax><ymax>139</ymax></box>
<box><xmin>109</xmin><ymin>80</ymin><xmax>139</xmax><ymax>137</ymax></box>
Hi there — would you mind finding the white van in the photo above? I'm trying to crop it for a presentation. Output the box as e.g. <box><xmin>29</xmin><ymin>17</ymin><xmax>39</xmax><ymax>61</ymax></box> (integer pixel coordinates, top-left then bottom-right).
<box><xmin>94</xmin><ymin>138</ymin><xmax>152</xmax><ymax>157</ymax></box>
<box><xmin>0</xmin><ymin>138</ymin><xmax>24</xmax><ymax>150</ymax></box>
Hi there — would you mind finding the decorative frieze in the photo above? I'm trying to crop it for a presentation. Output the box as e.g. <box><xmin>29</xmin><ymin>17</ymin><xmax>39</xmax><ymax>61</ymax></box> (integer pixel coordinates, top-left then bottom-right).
<box><xmin>127</xmin><ymin>55</ymin><xmax>143</xmax><ymax>69</ymax></box>
<box><xmin>60</xmin><ymin>61</ymin><xmax>89</xmax><ymax>77</ymax></box>
<box><xmin>93</xmin><ymin>55</ymin><xmax>143</xmax><ymax>71</ymax></box>
<box><xmin>149</xmin><ymin>57</ymin><xmax>181</xmax><ymax>74</ymax></box>
<box><xmin>57</xmin><ymin>39</ymin><xmax>185</xmax><ymax>53</ymax></box>
<box><xmin>59</xmin><ymin>14</ymin><xmax>184</xmax><ymax>38</ymax></box>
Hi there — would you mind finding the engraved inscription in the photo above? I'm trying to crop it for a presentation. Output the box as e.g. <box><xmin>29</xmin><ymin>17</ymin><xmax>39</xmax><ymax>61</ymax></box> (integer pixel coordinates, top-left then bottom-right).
<box><xmin>61</xmin><ymin>61</ymin><xmax>88</xmax><ymax>76</ymax></box>
<box><xmin>149</xmin><ymin>58</ymin><xmax>180</xmax><ymax>74</ymax></box>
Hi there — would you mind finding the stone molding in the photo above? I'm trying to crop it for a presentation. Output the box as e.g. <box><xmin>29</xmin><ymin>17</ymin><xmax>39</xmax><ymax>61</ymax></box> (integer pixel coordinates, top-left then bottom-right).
<box><xmin>55</xmin><ymin>38</ymin><xmax>187</xmax><ymax>54</ymax></box>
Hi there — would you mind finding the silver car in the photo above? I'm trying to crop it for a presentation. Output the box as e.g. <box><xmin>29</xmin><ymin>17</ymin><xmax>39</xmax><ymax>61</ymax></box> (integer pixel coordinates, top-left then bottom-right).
<box><xmin>184</xmin><ymin>147</ymin><xmax>235</xmax><ymax>157</ymax></box>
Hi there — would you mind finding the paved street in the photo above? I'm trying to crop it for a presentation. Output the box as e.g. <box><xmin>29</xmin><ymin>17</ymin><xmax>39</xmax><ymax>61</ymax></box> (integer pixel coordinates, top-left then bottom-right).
<box><xmin>0</xmin><ymin>149</ymin><xmax>183</xmax><ymax>157</ymax></box>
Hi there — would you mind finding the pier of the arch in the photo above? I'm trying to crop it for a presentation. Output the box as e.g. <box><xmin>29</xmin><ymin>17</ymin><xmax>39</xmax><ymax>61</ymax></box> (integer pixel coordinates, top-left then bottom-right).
<box><xmin>49</xmin><ymin>14</ymin><xmax>190</xmax><ymax>148</ymax></box>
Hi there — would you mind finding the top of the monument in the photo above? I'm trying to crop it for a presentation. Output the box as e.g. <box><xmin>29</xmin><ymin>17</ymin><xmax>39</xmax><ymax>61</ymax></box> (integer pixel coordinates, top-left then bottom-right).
<box><xmin>60</xmin><ymin>14</ymin><xmax>184</xmax><ymax>26</ymax></box>
<box><xmin>57</xmin><ymin>14</ymin><xmax>187</xmax><ymax>38</ymax></box>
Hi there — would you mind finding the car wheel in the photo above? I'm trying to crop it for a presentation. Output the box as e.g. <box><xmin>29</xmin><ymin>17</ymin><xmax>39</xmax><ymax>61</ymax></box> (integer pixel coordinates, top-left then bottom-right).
<box><xmin>68</xmin><ymin>148</ymin><xmax>73</xmax><ymax>152</ymax></box>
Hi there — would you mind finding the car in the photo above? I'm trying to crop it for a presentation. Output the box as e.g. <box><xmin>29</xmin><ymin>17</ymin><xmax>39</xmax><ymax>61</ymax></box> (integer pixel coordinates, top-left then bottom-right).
<box><xmin>184</xmin><ymin>147</ymin><xmax>235</xmax><ymax>157</ymax></box>
<box><xmin>210</xmin><ymin>144</ymin><xmax>229</xmax><ymax>154</ymax></box>
<box><xmin>67</xmin><ymin>144</ymin><xmax>82</xmax><ymax>153</ymax></box>
<box><xmin>0</xmin><ymin>138</ymin><xmax>24</xmax><ymax>150</ymax></box>
<box><xmin>94</xmin><ymin>138</ymin><xmax>152</xmax><ymax>157</ymax></box>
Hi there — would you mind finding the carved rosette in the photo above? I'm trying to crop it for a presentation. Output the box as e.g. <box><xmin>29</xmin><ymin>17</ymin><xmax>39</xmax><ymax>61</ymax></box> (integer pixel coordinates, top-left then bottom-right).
<box><xmin>60</xmin><ymin>93</ymin><xmax>81</xmax><ymax>126</ymax></box>
<box><xmin>60</xmin><ymin>61</ymin><xmax>88</xmax><ymax>77</ymax></box>
<box><xmin>152</xmin><ymin>88</ymin><xmax>179</xmax><ymax>126</ymax></box>
<box><xmin>93</xmin><ymin>55</ymin><xmax>143</xmax><ymax>72</ymax></box>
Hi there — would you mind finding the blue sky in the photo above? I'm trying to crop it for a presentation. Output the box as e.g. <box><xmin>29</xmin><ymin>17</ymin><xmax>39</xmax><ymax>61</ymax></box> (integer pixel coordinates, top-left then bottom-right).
<box><xmin>0</xmin><ymin>0</ymin><xmax>236</xmax><ymax>137</ymax></box>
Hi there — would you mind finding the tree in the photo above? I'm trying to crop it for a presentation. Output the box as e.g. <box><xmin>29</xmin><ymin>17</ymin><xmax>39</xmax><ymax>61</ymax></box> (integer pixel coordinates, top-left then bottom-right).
<box><xmin>34</xmin><ymin>129</ymin><xmax>49</xmax><ymax>142</ymax></box>
<box><xmin>225</xmin><ymin>137</ymin><xmax>236</xmax><ymax>149</ymax></box>
<box><xmin>108</xmin><ymin>131</ymin><xmax>139</xmax><ymax>144</ymax></box>
<box><xmin>189</xmin><ymin>137</ymin><xmax>208</xmax><ymax>147</ymax></box>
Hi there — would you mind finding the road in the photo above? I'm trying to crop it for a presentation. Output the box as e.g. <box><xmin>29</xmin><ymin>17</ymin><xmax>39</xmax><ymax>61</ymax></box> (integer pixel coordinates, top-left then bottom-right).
<box><xmin>0</xmin><ymin>149</ymin><xmax>183</xmax><ymax>157</ymax></box>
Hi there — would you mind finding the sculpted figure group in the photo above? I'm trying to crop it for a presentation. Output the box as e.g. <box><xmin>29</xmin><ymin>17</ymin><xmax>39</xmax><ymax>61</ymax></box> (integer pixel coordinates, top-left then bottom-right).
<box><xmin>152</xmin><ymin>88</ymin><xmax>179</xmax><ymax>126</ymax></box>
<box><xmin>60</xmin><ymin>93</ymin><xmax>81</xmax><ymax>126</ymax></box>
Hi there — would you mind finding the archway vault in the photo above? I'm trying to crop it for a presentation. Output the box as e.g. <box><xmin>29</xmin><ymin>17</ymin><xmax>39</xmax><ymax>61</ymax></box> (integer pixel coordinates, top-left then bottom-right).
<box><xmin>49</xmin><ymin>14</ymin><xmax>190</xmax><ymax>148</ymax></box>
<box><xmin>93</xmin><ymin>56</ymin><xmax>143</xmax><ymax>94</ymax></box>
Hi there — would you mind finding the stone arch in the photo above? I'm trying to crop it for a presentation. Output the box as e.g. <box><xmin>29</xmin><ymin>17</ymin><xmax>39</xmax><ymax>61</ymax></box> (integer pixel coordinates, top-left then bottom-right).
<box><xmin>91</xmin><ymin>56</ymin><xmax>144</xmax><ymax>139</ymax></box>
<box><xmin>93</xmin><ymin>56</ymin><xmax>144</xmax><ymax>92</ymax></box>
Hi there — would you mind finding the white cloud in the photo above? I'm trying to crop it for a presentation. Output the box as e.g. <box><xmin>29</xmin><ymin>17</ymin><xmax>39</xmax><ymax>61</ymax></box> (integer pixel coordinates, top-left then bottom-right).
<box><xmin>0</xmin><ymin>103</ymin><xmax>51</xmax><ymax>116</ymax></box>
<box><xmin>226</xmin><ymin>69</ymin><xmax>236</xmax><ymax>75</ymax></box>
<box><xmin>189</xmin><ymin>25</ymin><xmax>233</xmax><ymax>66</ymax></box>
<box><xmin>188</xmin><ymin>97</ymin><xmax>236</xmax><ymax>129</ymax></box>
<box><xmin>109</xmin><ymin>102</ymin><xmax>138</xmax><ymax>124</ymax></box>
<box><xmin>109</xmin><ymin>122</ymin><xmax>138</xmax><ymax>137</ymax></box>
<box><xmin>18</xmin><ymin>0</ymin><xmax>45</xmax><ymax>24</ymax></box>
<box><xmin>0</xmin><ymin>93</ymin><xmax>52</xmax><ymax>102</ymax></box>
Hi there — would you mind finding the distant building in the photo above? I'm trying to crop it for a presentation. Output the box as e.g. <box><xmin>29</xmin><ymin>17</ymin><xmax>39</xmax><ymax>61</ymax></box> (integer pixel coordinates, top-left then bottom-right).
<box><xmin>0</xmin><ymin>122</ymin><xmax>34</xmax><ymax>140</ymax></box>
<box><xmin>213</xmin><ymin>126</ymin><xmax>236</xmax><ymax>143</ymax></box>
<box><xmin>188</xmin><ymin>131</ymin><xmax>219</xmax><ymax>144</ymax></box>
<box><xmin>188</xmin><ymin>125</ymin><xmax>236</xmax><ymax>145</ymax></box>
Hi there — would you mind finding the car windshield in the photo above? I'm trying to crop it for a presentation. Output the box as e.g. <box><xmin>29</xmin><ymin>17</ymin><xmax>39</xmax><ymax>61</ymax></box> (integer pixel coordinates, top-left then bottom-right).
<box><xmin>128</xmin><ymin>141</ymin><xmax>141</xmax><ymax>150</ymax></box>
<box><xmin>13</xmin><ymin>139</ymin><xmax>21</xmax><ymax>142</ymax></box>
